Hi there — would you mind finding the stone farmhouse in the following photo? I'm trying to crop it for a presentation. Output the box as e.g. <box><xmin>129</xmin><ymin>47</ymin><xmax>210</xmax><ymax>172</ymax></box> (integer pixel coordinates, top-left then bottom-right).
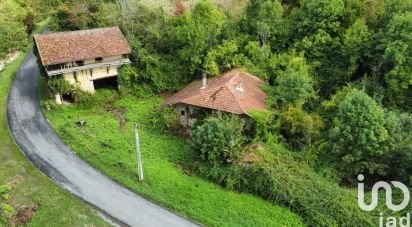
<box><xmin>164</xmin><ymin>69</ymin><xmax>267</xmax><ymax>127</ymax></box>
<box><xmin>34</xmin><ymin>26</ymin><xmax>131</xmax><ymax>104</ymax></box>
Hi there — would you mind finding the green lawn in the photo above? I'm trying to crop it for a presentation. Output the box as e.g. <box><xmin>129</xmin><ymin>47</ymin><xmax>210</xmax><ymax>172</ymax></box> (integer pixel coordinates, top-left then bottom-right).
<box><xmin>41</xmin><ymin>88</ymin><xmax>305</xmax><ymax>226</ymax></box>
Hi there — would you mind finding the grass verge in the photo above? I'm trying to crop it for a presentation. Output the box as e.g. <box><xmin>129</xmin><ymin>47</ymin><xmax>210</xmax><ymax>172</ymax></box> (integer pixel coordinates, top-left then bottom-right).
<box><xmin>0</xmin><ymin>21</ymin><xmax>110</xmax><ymax>226</ymax></box>
<box><xmin>41</xmin><ymin>87</ymin><xmax>305</xmax><ymax>227</ymax></box>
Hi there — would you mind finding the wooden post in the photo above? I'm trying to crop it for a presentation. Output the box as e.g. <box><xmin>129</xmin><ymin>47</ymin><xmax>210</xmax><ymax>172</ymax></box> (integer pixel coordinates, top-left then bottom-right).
<box><xmin>134</xmin><ymin>123</ymin><xmax>144</xmax><ymax>181</ymax></box>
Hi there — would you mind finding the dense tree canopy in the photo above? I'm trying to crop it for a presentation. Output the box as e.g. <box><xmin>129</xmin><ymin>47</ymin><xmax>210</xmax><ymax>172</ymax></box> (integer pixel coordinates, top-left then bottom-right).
<box><xmin>27</xmin><ymin>0</ymin><xmax>412</xmax><ymax>225</ymax></box>
<box><xmin>382</xmin><ymin>12</ymin><xmax>412</xmax><ymax>105</ymax></box>
<box><xmin>243</xmin><ymin>0</ymin><xmax>286</xmax><ymax>49</ymax></box>
<box><xmin>45</xmin><ymin>0</ymin><xmax>412</xmax><ymax>187</ymax></box>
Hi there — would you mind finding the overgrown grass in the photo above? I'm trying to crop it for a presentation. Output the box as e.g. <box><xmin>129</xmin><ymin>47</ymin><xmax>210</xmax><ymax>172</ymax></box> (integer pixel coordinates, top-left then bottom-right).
<box><xmin>41</xmin><ymin>88</ymin><xmax>305</xmax><ymax>226</ymax></box>
<box><xmin>0</xmin><ymin>54</ymin><xmax>110</xmax><ymax>226</ymax></box>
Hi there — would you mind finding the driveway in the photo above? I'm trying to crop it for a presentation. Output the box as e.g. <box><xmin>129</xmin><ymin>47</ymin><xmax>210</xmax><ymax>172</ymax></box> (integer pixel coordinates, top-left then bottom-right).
<box><xmin>7</xmin><ymin>50</ymin><xmax>198</xmax><ymax>227</ymax></box>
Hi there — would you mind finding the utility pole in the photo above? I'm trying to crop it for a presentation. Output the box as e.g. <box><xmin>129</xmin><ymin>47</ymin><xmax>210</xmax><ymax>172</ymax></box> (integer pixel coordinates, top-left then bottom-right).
<box><xmin>134</xmin><ymin>123</ymin><xmax>144</xmax><ymax>181</ymax></box>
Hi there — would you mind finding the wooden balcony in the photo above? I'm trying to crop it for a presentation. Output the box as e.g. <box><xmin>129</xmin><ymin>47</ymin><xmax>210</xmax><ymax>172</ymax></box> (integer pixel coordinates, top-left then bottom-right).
<box><xmin>46</xmin><ymin>58</ymin><xmax>131</xmax><ymax>76</ymax></box>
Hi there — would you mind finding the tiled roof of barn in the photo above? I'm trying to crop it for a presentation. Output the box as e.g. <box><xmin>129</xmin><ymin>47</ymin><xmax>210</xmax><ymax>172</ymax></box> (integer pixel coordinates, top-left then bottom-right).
<box><xmin>164</xmin><ymin>69</ymin><xmax>267</xmax><ymax>115</ymax></box>
<box><xmin>34</xmin><ymin>26</ymin><xmax>131</xmax><ymax>66</ymax></box>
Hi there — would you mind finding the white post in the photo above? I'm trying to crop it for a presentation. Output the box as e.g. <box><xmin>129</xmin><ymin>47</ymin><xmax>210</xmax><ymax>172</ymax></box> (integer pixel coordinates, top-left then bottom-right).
<box><xmin>55</xmin><ymin>93</ymin><xmax>62</xmax><ymax>105</ymax></box>
<box><xmin>135</xmin><ymin>123</ymin><xmax>144</xmax><ymax>181</ymax></box>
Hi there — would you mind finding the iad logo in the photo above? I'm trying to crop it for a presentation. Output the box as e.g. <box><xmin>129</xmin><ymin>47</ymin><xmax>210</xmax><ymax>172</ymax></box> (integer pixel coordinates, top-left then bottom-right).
<box><xmin>357</xmin><ymin>174</ymin><xmax>410</xmax><ymax>212</ymax></box>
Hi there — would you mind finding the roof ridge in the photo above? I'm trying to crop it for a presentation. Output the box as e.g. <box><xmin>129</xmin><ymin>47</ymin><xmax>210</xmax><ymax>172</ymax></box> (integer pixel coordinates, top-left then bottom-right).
<box><xmin>163</xmin><ymin>69</ymin><xmax>266</xmax><ymax>115</ymax></box>
<box><xmin>225</xmin><ymin>78</ymin><xmax>246</xmax><ymax>114</ymax></box>
<box><xmin>35</xmin><ymin>26</ymin><xmax>120</xmax><ymax>38</ymax></box>
<box><xmin>34</xmin><ymin>26</ymin><xmax>131</xmax><ymax>65</ymax></box>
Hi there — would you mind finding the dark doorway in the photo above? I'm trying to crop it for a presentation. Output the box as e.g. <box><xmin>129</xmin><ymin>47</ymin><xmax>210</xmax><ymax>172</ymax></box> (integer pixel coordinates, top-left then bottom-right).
<box><xmin>62</xmin><ymin>93</ymin><xmax>74</xmax><ymax>103</ymax></box>
<box><xmin>93</xmin><ymin>76</ymin><xmax>118</xmax><ymax>90</ymax></box>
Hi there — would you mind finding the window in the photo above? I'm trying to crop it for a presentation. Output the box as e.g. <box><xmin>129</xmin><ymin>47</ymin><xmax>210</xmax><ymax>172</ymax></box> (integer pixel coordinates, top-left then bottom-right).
<box><xmin>122</xmin><ymin>54</ymin><xmax>128</xmax><ymax>58</ymax></box>
<box><xmin>181</xmin><ymin>110</ymin><xmax>185</xmax><ymax>116</ymax></box>
<box><xmin>90</xmin><ymin>69</ymin><xmax>93</xmax><ymax>77</ymax></box>
<box><xmin>74</xmin><ymin>72</ymin><xmax>78</xmax><ymax>81</ymax></box>
<box><xmin>107</xmin><ymin>66</ymin><xmax>110</xmax><ymax>74</ymax></box>
<box><xmin>95</xmin><ymin>57</ymin><xmax>103</xmax><ymax>62</ymax></box>
<box><xmin>75</xmin><ymin>60</ymin><xmax>84</xmax><ymax>66</ymax></box>
<box><xmin>48</xmin><ymin>64</ymin><xmax>64</xmax><ymax>71</ymax></box>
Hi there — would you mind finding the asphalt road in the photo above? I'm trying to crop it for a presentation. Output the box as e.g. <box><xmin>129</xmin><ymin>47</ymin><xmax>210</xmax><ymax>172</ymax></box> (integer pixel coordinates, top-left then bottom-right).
<box><xmin>7</xmin><ymin>51</ymin><xmax>199</xmax><ymax>227</ymax></box>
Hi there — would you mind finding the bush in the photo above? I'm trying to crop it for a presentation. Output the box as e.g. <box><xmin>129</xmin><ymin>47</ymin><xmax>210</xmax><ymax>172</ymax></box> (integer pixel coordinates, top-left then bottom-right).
<box><xmin>47</xmin><ymin>76</ymin><xmax>72</xmax><ymax>95</ymax></box>
<box><xmin>72</xmin><ymin>88</ymin><xmax>117</xmax><ymax>107</ymax></box>
<box><xmin>118</xmin><ymin>65</ymin><xmax>140</xmax><ymax>89</ymax></box>
<box><xmin>248</xmin><ymin>109</ymin><xmax>277</xmax><ymax>143</ymax></box>
<box><xmin>0</xmin><ymin>185</ymin><xmax>10</xmax><ymax>200</ymax></box>
<box><xmin>278</xmin><ymin>105</ymin><xmax>324</xmax><ymax>150</ymax></box>
<box><xmin>149</xmin><ymin>106</ymin><xmax>180</xmax><ymax>132</ymax></box>
<box><xmin>0</xmin><ymin>204</ymin><xmax>14</xmax><ymax>219</ymax></box>
<box><xmin>0</xmin><ymin>185</ymin><xmax>13</xmax><ymax>225</ymax></box>
<box><xmin>273</xmin><ymin>69</ymin><xmax>315</xmax><ymax>106</ymax></box>
<box><xmin>191</xmin><ymin>113</ymin><xmax>246</xmax><ymax>164</ymax></box>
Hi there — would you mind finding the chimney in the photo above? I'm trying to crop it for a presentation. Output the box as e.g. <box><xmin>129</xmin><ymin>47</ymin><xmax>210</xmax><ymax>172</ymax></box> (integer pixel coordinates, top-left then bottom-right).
<box><xmin>235</xmin><ymin>79</ymin><xmax>243</xmax><ymax>92</ymax></box>
<box><xmin>201</xmin><ymin>73</ymin><xmax>207</xmax><ymax>89</ymax></box>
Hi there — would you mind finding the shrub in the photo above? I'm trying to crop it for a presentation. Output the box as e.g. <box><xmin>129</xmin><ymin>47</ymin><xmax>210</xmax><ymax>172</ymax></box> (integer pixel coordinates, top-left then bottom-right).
<box><xmin>0</xmin><ymin>185</ymin><xmax>10</xmax><ymax>200</ymax></box>
<box><xmin>277</xmin><ymin>105</ymin><xmax>324</xmax><ymax>150</ymax></box>
<box><xmin>149</xmin><ymin>106</ymin><xmax>180</xmax><ymax>132</ymax></box>
<box><xmin>0</xmin><ymin>185</ymin><xmax>13</xmax><ymax>225</ymax></box>
<box><xmin>72</xmin><ymin>88</ymin><xmax>117</xmax><ymax>107</ymax></box>
<box><xmin>190</xmin><ymin>113</ymin><xmax>246</xmax><ymax>164</ymax></box>
<box><xmin>118</xmin><ymin>65</ymin><xmax>140</xmax><ymax>89</ymax></box>
<box><xmin>0</xmin><ymin>204</ymin><xmax>14</xmax><ymax>218</ymax></box>
<box><xmin>47</xmin><ymin>76</ymin><xmax>72</xmax><ymax>95</ymax></box>
<box><xmin>273</xmin><ymin>69</ymin><xmax>315</xmax><ymax>106</ymax></box>
<box><xmin>248</xmin><ymin>109</ymin><xmax>277</xmax><ymax>143</ymax></box>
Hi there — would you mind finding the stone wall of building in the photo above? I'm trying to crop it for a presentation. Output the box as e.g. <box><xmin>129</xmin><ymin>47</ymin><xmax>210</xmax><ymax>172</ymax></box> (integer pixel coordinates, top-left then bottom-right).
<box><xmin>62</xmin><ymin>55</ymin><xmax>122</xmax><ymax>93</ymax></box>
<box><xmin>175</xmin><ymin>103</ymin><xmax>199</xmax><ymax>127</ymax></box>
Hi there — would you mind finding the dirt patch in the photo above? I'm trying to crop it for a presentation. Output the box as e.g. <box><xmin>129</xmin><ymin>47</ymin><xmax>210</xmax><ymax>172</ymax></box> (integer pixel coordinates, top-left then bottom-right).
<box><xmin>158</xmin><ymin>91</ymin><xmax>175</xmax><ymax>99</ymax></box>
<box><xmin>105</xmin><ymin>105</ymin><xmax>127</xmax><ymax>131</ymax></box>
<box><xmin>10</xmin><ymin>203</ymin><xmax>39</xmax><ymax>225</ymax></box>
<box><xmin>0</xmin><ymin>51</ymin><xmax>20</xmax><ymax>72</ymax></box>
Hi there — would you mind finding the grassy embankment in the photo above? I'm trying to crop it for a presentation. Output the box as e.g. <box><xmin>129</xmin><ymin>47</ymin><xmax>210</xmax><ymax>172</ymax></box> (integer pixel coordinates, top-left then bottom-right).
<box><xmin>40</xmin><ymin>86</ymin><xmax>305</xmax><ymax>226</ymax></box>
<box><xmin>0</xmin><ymin>19</ymin><xmax>110</xmax><ymax>226</ymax></box>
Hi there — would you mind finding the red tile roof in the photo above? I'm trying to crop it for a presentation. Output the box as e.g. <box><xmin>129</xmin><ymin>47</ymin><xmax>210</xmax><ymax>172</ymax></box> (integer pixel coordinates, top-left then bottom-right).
<box><xmin>34</xmin><ymin>27</ymin><xmax>131</xmax><ymax>66</ymax></box>
<box><xmin>164</xmin><ymin>69</ymin><xmax>267</xmax><ymax>115</ymax></box>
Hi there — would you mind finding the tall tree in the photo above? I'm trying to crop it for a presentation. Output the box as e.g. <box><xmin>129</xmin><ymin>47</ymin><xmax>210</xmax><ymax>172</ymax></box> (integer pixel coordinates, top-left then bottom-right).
<box><xmin>291</xmin><ymin>0</ymin><xmax>348</xmax><ymax>96</ymax></box>
<box><xmin>329</xmin><ymin>90</ymin><xmax>389</xmax><ymax>178</ymax></box>
<box><xmin>342</xmin><ymin>18</ymin><xmax>371</xmax><ymax>77</ymax></box>
<box><xmin>382</xmin><ymin>12</ymin><xmax>412</xmax><ymax>107</ymax></box>
<box><xmin>243</xmin><ymin>0</ymin><xmax>287</xmax><ymax>50</ymax></box>
<box><xmin>172</xmin><ymin>0</ymin><xmax>227</xmax><ymax>75</ymax></box>
<box><xmin>273</xmin><ymin>69</ymin><xmax>315</xmax><ymax>106</ymax></box>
